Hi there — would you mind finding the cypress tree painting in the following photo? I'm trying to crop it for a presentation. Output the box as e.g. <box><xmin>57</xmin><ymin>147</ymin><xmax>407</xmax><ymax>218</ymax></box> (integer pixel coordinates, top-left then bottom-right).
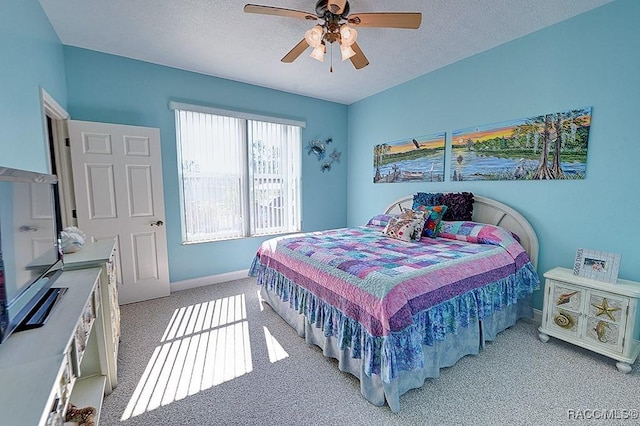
<box><xmin>451</xmin><ymin>107</ymin><xmax>591</xmax><ymax>181</ymax></box>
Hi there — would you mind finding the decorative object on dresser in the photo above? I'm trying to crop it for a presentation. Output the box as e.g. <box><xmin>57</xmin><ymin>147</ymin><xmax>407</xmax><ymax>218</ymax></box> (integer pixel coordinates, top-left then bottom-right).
<box><xmin>538</xmin><ymin>267</ymin><xmax>640</xmax><ymax>373</ymax></box>
<box><xmin>60</xmin><ymin>227</ymin><xmax>86</xmax><ymax>254</ymax></box>
<box><xmin>573</xmin><ymin>248</ymin><xmax>621</xmax><ymax>284</ymax></box>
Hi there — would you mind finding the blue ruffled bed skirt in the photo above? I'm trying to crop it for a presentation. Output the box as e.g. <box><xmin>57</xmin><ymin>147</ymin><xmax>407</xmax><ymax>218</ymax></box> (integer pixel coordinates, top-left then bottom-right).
<box><xmin>250</xmin><ymin>257</ymin><xmax>539</xmax><ymax>387</ymax></box>
<box><xmin>258</xmin><ymin>282</ymin><xmax>533</xmax><ymax>412</ymax></box>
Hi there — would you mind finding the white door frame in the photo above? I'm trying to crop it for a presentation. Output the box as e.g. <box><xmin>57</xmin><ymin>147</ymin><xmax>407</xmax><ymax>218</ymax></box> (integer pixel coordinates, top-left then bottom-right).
<box><xmin>40</xmin><ymin>88</ymin><xmax>76</xmax><ymax>228</ymax></box>
<box><xmin>40</xmin><ymin>91</ymin><xmax>171</xmax><ymax>304</ymax></box>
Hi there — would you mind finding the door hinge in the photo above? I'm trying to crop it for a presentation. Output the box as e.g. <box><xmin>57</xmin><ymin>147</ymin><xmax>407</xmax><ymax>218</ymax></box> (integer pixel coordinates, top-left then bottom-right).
<box><xmin>65</xmin><ymin>137</ymin><xmax>70</xmax><ymax>147</ymax></box>
<box><xmin>72</xmin><ymin>209</ymin><xmax>77</xmax><ymax>219</ymax></box>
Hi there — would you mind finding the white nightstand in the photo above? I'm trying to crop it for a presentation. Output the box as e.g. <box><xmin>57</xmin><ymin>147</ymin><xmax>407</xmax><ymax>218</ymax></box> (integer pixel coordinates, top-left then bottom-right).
<box><xmin>538</xmin><ymin>267</ymin><xmax>640</xmax><ymax>373</ymax></box>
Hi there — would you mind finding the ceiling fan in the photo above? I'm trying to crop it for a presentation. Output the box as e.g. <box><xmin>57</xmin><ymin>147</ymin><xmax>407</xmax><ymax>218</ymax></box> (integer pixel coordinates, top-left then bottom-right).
<box><xmin>244</xmin><ymin>1</ymin><xmax>422</xmax><ymax>70</ymax></box>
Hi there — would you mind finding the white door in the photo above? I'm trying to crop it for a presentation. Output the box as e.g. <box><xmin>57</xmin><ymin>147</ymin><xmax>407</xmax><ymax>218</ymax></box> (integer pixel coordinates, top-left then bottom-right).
<box><xmin>68</xmin><ymin>120</ymin><xmax>170</xmax><ymax>304</ymax></box>
<box><xmin>13</xmin><ymin>182</ymin><xmax>57</xmax><ymax>286</ymax></box>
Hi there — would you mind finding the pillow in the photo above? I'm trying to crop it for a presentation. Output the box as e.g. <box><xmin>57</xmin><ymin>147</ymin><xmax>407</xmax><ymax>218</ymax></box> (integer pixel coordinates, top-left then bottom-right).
<box><xmin>383</xmin><ymin>210</ymin><xmax>425</xmax><ymax>242</ymax></box>
<box><xmin>412</xmin><ymin>192</ymin><xmax>474</xmax><ymax>221</ymax></box>
<box><xmin>441</xmin><ymin>192</ymin><xmax>474</xmax><ymax>221</ymax></box>
<box><xmin>366</xmin><ymin>214</ymin><xmax>397</xmax><ymax>227</ymax></box>
<box><xmin>439</xmin><ymin>221</ymin><xmax>486</xmax><ymax>242</ymax></box>
<box><xmin>398</xmin><ymin>209</ymin><xmax>425</xmax><ymax>220</ymax></box>
<box><xmin>439</xmin><ymin>221</ymin><xmax>527</xmax><ymax>261</ymax></box>
<box><xmin>413</xmin><ymin>204</ymin><xmax>448</xmax><ymax>238</ymax></box>
<box><xmin>412</xmin><ymin>192</ymin><xmax>443</xmax><ymax>209</ymax></box>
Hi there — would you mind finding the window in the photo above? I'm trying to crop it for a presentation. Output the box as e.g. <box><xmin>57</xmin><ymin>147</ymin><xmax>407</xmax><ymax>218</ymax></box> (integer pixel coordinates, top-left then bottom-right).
<box><xmin>171</xmin><ymin>102</ymin><xmax>303</xmax><ymax>243</ymax></box>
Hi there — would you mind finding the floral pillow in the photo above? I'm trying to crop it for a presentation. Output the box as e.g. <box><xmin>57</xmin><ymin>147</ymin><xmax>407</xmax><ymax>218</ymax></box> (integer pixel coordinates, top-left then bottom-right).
<box><xmin>413</xmin><ymin>204</ymin><xmax>448</xmax><ymax>238</ymax></box>
<box><xmin>383</xmin><ymin>210</ymin><xmax>425</xmax><ymax>242</ymax></box>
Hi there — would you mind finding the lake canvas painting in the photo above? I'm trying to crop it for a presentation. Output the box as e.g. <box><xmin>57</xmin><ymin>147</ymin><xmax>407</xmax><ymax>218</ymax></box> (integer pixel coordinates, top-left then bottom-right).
<box><xmin>374</xmin><ymin>132</ymin><xmax>446</xmax><ymax>183</ymax></box>
<box><xmin>451</xmin><ymin>107</ymin><xmax>591</xmax><ymax>181</ymax></box>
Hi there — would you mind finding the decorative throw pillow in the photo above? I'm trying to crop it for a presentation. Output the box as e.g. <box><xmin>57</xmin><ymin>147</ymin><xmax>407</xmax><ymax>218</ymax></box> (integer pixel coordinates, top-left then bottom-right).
<box><xmin>413</xmin><ymin>204</ymin><xmax>448</xmax><ymax>237</ymax></box>
<box><xmin>383</xmin><ymin>210</ymin><xmax>425</xmax><ymax>242</ymax></box>
<box><xmin>398</xmin><ymin>209</ymin><xmax>425</xmax><ymax>221</ymax></box>
<box><xmin>439</xmin><ymin>221</ymin><xmax>524</xmax><ymax>257</ymax></box>
<box><xmin>441</xmin><ymin>192</ymin><xmax>474</xmax><ymax>221</ymax></box>
<box><xmin>366</xmin><ymin>214</ymin><xmax>397</xmax><ymax>227</ymax></box>
<box><xmin>412</xmin><ymin>192</ymin><xmax>443</xmax><ymax>209</ymax></box>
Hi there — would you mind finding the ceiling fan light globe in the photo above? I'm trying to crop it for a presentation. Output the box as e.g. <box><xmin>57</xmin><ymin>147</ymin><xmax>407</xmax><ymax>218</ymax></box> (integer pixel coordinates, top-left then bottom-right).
<box><xmin>339</xmin><ymin>24</ymin><xmax>357</xmax><ymax>46</ymax></box>
<box><xmin>340</xmin><ymin>44</ymin><xmax>356</xmax><ymax>61</ymax></box>
<box><xmin>305</xmin><ymin>25</ymin><xmax>324</xmax><ymax>48</ymax></box>
<box><xmin>310</xmin><ymin>45</ymin><xmax>325</xmax><ymax>62</ymax></box>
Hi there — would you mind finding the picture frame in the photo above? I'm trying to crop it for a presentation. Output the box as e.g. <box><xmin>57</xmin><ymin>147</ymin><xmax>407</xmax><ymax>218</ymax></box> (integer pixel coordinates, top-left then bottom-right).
<box><xmin>573</xmin><ymin>248</ymin><xmax>621</xmax><ymax>284</ymax></box>
<box><xmin>373</xmin><ymin>132</ymin><xmax>446</xmax><ymax>183</ymax></box>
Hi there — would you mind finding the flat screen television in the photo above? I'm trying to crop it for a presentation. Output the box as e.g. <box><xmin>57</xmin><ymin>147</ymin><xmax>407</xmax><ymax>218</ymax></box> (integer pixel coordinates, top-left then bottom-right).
<box><xmin>0</xmin><ymin>166</ymin><xmax>64</xmax><ymax>343</ymax></box>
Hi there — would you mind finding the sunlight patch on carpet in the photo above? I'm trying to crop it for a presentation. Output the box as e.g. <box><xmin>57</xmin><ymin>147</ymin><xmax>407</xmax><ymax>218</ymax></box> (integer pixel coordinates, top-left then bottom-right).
<box><xmin>121</xmin><ymin>294</ymin><xmax>252</xmax><ymax>420</ymax></box>
<box><xmin>257</xmin><ymin>290</ymin><xmax>265</xmax><ymax>311</ymax></box>
<box><xmin>263</xmin><ymin>326</ymin><xmax>289</xmax><ymax>362</ymax></box>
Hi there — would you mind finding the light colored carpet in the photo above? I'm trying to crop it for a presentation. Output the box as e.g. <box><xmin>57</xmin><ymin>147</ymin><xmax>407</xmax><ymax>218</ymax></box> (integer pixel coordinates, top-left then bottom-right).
<box><xmin>99</xmin><ymin>277</ymin><xmax>640</xmax><ymax>426</ymax></box>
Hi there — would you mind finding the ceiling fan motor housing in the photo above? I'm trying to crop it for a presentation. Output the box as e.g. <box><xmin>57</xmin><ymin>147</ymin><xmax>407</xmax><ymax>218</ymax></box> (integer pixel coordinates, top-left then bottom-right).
<box><xmin>315</xmin><ymin>0</ymin><xmax>350</xmax><ymax>19</ymax></box>
<box><xmin>314</xmin><ymin>1</ymin><xmax>350</xmax><ymax>44</ymax></box>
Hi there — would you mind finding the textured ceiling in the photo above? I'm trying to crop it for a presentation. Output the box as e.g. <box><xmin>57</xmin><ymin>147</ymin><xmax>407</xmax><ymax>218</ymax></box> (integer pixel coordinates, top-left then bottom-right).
<box><xmin>38</xmin><ymin>0</ymin><xmax>613</xmax><ymax>105</ymax></box>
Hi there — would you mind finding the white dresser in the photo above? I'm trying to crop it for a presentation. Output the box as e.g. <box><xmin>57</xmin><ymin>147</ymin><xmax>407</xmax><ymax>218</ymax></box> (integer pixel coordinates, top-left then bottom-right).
<box><xmin>63</xmin><ymin>240</ymin><xmax>120</xmax><ymax>393</ymax></box>
<box><xmin>0</xmin><ymin>268</ymin><xmax>106</xmax><ymax>425</ymax></box>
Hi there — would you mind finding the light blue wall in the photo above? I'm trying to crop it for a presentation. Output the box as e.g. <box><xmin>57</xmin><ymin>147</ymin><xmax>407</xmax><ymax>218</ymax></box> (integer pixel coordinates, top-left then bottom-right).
<box><xmin>0</xmin><ymin>0</ymin><xmax>67</xmax><ymax>172</ymax></box>
<box><xmin>6</xmin><ymin>1</ymin><xmax>638</xmax><ymax>306</ymax></box>
<box><xmin>347</xmin><ymin>0</ymin><xmax>640</xmax><ymax>309</ymax></box>
<box><xmin>63</xmin><ymin>48</ymin><xmax>348</xmax><ymax>283</ymax></box>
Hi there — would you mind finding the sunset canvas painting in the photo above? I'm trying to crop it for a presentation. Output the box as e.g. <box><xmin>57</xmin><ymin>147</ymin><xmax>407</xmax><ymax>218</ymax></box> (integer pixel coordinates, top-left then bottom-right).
<box><xmin>451</xmin><ymin>107</ymin><xmax>591</xmax><ymax>181</ymax></box>
<box><xmin>374</xmin><ymin>132</ymin><xmax>446</xmax><ymax>183</ymax></box>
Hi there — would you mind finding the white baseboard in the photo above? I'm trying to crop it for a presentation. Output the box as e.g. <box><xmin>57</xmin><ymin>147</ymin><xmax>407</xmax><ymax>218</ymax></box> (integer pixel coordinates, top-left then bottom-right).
<box><xmin>533</xmin><ymin>308</ymin><xmax>542</xmax><ymax>325</ymax></box>
<box><xmin>171</xmin><ymin>269</ymin><xmax>250</xmax><ymax>293</ymax></box>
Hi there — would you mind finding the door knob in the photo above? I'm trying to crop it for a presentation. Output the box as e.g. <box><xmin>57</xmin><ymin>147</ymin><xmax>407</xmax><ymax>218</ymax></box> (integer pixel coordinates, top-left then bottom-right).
<box><xmin>150</xmin><ymin>220</ymin><xmax>164</xmax><ymax>227</ymax></box>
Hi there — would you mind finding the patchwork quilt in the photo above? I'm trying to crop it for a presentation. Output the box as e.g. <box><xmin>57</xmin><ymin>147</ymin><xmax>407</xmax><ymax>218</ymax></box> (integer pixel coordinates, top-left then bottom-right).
<box><xmin>250</xmin><ymin>222</ymin><xmax>539</xmax><ymax>381</ymax></box>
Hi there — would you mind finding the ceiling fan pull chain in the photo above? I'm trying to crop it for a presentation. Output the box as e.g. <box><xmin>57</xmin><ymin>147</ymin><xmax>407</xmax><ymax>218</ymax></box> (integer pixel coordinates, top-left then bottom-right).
<box><xmin>330</xmin><ymin>43</ymin><xmax>334</xmax><ymax>73</ymax></box>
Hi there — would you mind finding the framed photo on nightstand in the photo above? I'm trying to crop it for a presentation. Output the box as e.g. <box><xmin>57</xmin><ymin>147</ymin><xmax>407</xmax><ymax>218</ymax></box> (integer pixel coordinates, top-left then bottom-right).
<box><xmin>573</xmin><ymin>248</ymin><xmax>621</xmax><ymax>284</ymax></box>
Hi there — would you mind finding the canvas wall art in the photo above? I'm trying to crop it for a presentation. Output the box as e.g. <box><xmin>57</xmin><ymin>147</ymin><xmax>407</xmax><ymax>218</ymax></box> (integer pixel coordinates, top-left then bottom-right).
<box><xmin>373</xmin><ymin>132</ymin><xmax>445</xmax><ymax>183</ymax></box>
<box><xmin>451</xmin><ymin>107</ymin><xmax>591</xmax><ymax>181</ymax></box>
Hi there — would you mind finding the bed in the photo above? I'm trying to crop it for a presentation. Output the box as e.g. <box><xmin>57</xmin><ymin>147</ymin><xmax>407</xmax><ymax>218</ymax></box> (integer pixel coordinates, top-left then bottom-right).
<box><xmin>249</xmin><ymin>194</ymin><xmax>539</xmax><ymax>412</ymax></box>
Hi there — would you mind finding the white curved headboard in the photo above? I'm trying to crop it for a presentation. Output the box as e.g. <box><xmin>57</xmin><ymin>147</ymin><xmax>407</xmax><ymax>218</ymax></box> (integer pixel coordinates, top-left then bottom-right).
<box><xmin>385</xmin><ymin>195</ymin><xmax>539</xmax><ymax>268</ymax></box>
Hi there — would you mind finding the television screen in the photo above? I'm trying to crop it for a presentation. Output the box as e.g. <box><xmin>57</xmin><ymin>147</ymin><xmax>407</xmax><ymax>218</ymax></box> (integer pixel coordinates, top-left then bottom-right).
<box><xmin>0</xmin><ymin>167</ymin><xmax>63</xmax><ymax>343</ymax></box>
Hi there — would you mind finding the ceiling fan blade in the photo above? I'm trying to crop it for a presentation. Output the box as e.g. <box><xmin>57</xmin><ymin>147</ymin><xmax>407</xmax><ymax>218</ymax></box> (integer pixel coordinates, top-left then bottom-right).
<box><xmin>281</xmin><ymin>39</ymin><xmax>310</xmax><ymax>63</ymax></box>
<box><xmin>327</xmin><ymin>0</ymin><xmax>347</xmax><ymax>15</ymax></box>
<box><xmin>349</xmin><ymin>42</ymin><xmax>369</xmax><ymax>70</ymax></box>
<box><xmin>244</xmin><ymin>4</ymin><xmax>318</xmax><ymax>21</ymax></box>
<box><xmin>348</xmin><ymin>12</ymin><xmax>422</xmax><ymax>29</ymax></box>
